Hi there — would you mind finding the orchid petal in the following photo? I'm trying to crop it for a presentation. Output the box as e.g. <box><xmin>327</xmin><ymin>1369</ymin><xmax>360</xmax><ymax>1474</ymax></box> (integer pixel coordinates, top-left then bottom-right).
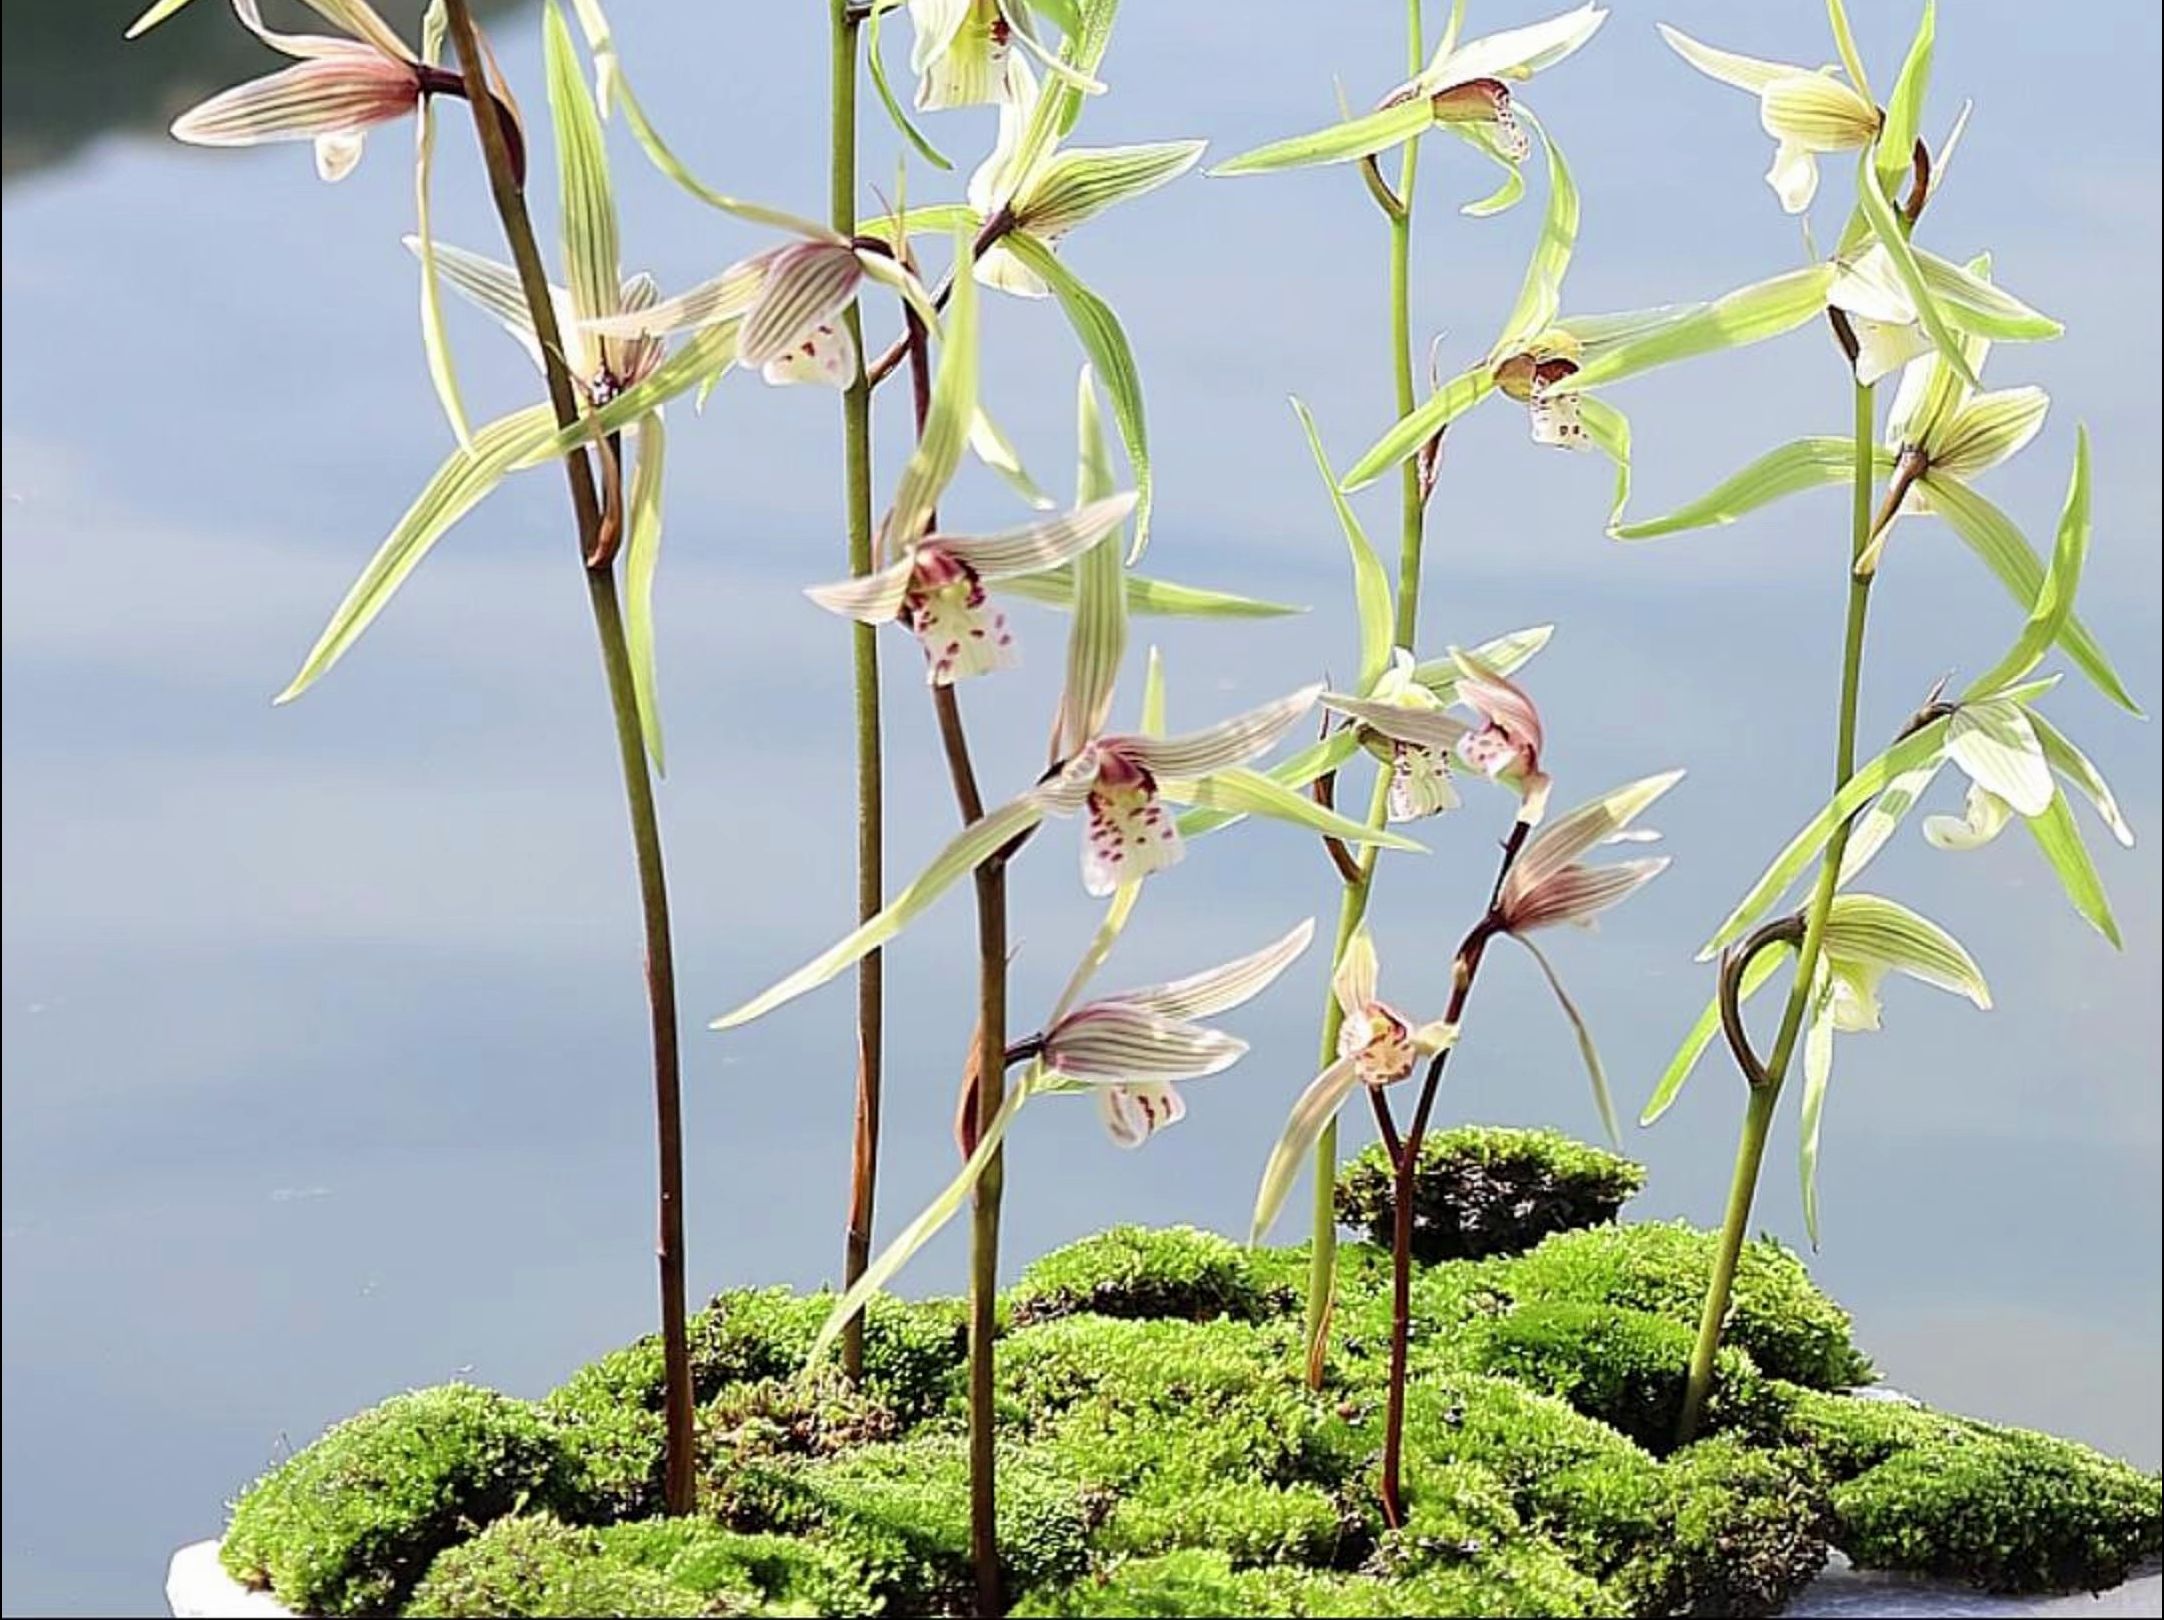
<box><xmin>1108</xmin><ymin>919</ymin><xmax>1317</xmax><ymax>1023</ymax></box>
<box><xmin>1250</xmin><ymin>1056</ymin><xmax>1362</xmax><ymax>1246</ymax></box>
<box><xmin>1118</xmin><ymin>686</ymin><xmax>1320</xmax><ymax>779</ymax></box>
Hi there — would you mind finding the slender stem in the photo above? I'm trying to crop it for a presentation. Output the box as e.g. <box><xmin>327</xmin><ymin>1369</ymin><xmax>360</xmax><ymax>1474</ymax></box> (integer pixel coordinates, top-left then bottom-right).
<box><xmin>441</xmin><ymin>0</ymin><xmax>693</xmax><ymax>1513</ymax></box>
<box><xmin>902</xmin><ymin>309</ymin><xmax>1007</xmax><ymax>1617</ymax></box>
<box><xmin>829</xmin><ymin>0</ymin><xmax>886</xmax><ymax>1389</ymax></box>
<box><xmin>1676</xmin><ymin>379</ymin><xmax>1879</xmax><ymax>1445</ymax></box>
<box><xmin>1378</xmin><ymin>823</ymin><xmax>1522</xmax><ymax>1524</ymax></box>
<box><xmin>1302</xmin><ymin>0</ymin><xmax>1430</xmax><ymax>1385</ymax></box>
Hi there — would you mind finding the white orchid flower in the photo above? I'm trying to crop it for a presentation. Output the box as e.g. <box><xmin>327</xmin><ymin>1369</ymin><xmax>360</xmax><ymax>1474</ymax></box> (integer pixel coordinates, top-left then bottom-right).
<box><xmin>1320</xmin><ymin>651</ymin><xmax>1468</xmax><ymax>824</ymax></box>
<box><xmin>1035</xmin><ymin>920</ymin><xmax>1316</xmax><ymax>1147</ymax></box>
<box><xmin>1249</xmin><ymin>927</ymin><xmax>1458</xmax><ymax>1243</ymax></box>
<box><xmin>1033</xmin><ymin>685</ymin><xmax>1325</xmax><ymax>895</ymax></box>
<box><xmin>806</xmin><ymin>494</ymin><xmax>1136</xmax><ymax>684</ymax></box>
<box><xmin>1658</xmin><ymin>24</ymin><xmax>1880</xmax><ymax>214</ymax></box>
<box><xmin>170</xmin><ymin>0</ymin><xmax>437</xmax><ymax>183</ymax></box>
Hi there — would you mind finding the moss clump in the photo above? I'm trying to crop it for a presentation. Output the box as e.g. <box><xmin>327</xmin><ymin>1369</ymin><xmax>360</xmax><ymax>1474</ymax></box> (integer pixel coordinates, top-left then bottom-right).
<box><xmin>1334</xmin><ymin>1127</ymin><xmax>1645</xmax><ymax>1263</ymax></box>
<box><xmin>1467</xmin><ymin>1301</ymin><xmax>1781</xmax><ymax>1451</ymax></box>
<box><xmin>1501</xmin><ymin>1221</ymin><xmax>1875</xmax><ymax>1391</ymax></box>
<box><xmin>1100</xmin><ymin>1479</ymin><xmax>1354</xmax><ymax>1568</ymax></box>
<box><xmin>405</xmin><ymin>1513</ymin><xmax>875</xmax><ymax>1617</ymax></box>
<box><xmin>1008</xmin><ymin>1225</ymin><xmax>1278</xmax><ymax>1326</ymax></box>
<box><xmin>221</xmin><ymin>1385</ymin><xmax>575</xmax><ymax>1616</ymax></box>
<box><xmin>1786</xmin><ymin>1389</ymin><xmax>2163</xmax><ymax>1593</ymax></box>
<box><xmin>1012</xmin><ymin>1546</ymin><xmax>1611</xmax><ymax>1618</ymax></box>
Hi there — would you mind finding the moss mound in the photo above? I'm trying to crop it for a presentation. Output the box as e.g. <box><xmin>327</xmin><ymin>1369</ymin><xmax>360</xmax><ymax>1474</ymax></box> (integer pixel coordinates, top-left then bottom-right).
<box><xmin>217</xmin><ymin>1129</ymin><xmax>2161</xmax><ymax>1617</ymax></box>
<box><xmin>1334</xmin><ymin>1126</ymin><xmax>1645</xmax><ymax>1263</ymax></box>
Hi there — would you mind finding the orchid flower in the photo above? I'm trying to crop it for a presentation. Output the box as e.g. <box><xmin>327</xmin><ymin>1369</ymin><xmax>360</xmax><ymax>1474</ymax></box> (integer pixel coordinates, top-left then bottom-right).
<box><xmin>1494</xmin><ymin>772</ymin><xmax>1678</xmax><ymax>939</ymax></box>
<box><xmin>1249</xmin><ymin>927</ymin><xmax>1456</xmax><ymax>1243</ymax></box>
<box><xmin>1036</xmin><ymin>685</ymin><xmax>1331</xmax><ymax>896</ymax></box>
<box><xmin>170</xmin><ymin>0</ymin><xmax>437</xmax><ymax>182</ymax></box>
<box><xmin>1036</xmin><ymin>919</ymin><xmax>1317</xmax><ymax>1147</ymax></box>
<box><xmin>1319</xmin><ymin>651</ymin><xmax>1468</xmax><ymax>823</ymax></box>
<box><xmin>806</xmin><ymin>494</ymin><xmax>1137</xmax><ymax>684</ymax></box>
<box><xmin>1658</xmin><ymin>24</ymin><xmax>1881</xmax><ymax>214</ymax></box>
<box><xmin>1209</xmin><ymin>3</ymin><xmax>1606</xmax><ymax>213</ymax></box>
<box><xmin>1451</xmin><ymin>650</ymin><xmax>1550</xmax><ymax>819</ymax></box>
<box><xmin>960</xmin><ymin>62</ymin><xmax>1205</xmax><ymax>299</ymax></box>
<box><xmin>900</xmin><ymin>0</ymin><xmax>1106</xmax><ymax>111</ymax></box>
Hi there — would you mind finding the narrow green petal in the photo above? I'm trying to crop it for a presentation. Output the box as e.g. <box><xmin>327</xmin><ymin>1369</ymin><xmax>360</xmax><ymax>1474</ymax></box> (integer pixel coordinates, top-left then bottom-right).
<box><xmin>1005</xmin><ymin>233</ymin><xmax>1154</xmax><ymax>556</ymax></box>
<box><xmin>1915</xmin><ymin>248</ymin><xmax>2061</xmax><ymax>343</ymax></box>
<box><xmin>1495</xmin><ymin>111</ymin><xmax>1580</xmax><ymax>354</ymax></box>
<box><xmin>886</xmin><ymin>230</ymin><xmax>979</xmax><ymax>549</ymax></box>
<box><xmin>127</xmin><ymin>0</ymin><xmax>205</xmax><ymax>36</ymax></box>
<box><xmin>1018</xmin><ymin>140</ymin><xmax>1206</xmax><ymax>236</ymax></box>
<box><xmin>714</xmin><ymin>796</ymin><xmax>1048</xmax><ymax>1029</ymax></box>
<box><xmin>807</xmin><ymin>1080</ymin><xmax>1031</xmax><ymax>1368</ymax></box>
<box><xmin>1579</xmin><ymin>396</ymin><xmax>1632</xmax><ymax>529</ymax></box>
<box><xmin>1340</xmin><ymin>368</ymin><xmax>1497</xmax><ymax>492</ymax></box>
<box><xmin>1797</xmin><ymin>967</ymin><xmax>1837</xmax><ymax>1248</ymax></box>
<box><xmin>543</xmin><ymin>0</ymin><xmax>621</xmax><ymax>329</ymax></box>
<box><xmin>1852</xmin><ymin>150</ymin><xmax>1976</xmax><ymax>389</ymax></box>
<box><xmin>623</xmin><ymin>412</ymin><xmax>667</xmax><ymax>771</ymax></box>
<box><xmin>1836</xmin><ymin>758</ymin><xmax>1949</xmax><ymax>886</ymax></box>
<box><xmin>1409</xmin><ymin>623</ymin><xmax>1554</xmax><ymax>699</ymax></box>
<box><xmin>278</xmin><ymin>404</ymin><xmax>562</xmax><ymax>703</ymax></box>
<box><xmin>998</xmin><ymin>569</ymin><xmax>1303</xmax><ymax>619</ymax></box>
<box><xmin>1700</xmin><ymin>719</ymin><xmax>1952</xmax><ymax>958</ymax></box>
<box><xmin>1517</xmin><ymin>936</ymin><xmax>1620</xmax><ymax>1147</ymax></box>
<box><xmin>1209</xmin><ymin>99</ymin><xmax>1436</xmax><ymax>178</ymax></box>
<box><xmin>1165</xmin><ymin>767</ymin><xmax>1423</xmax><ymax>852</ymax></box>
<box><xmin>867</xmin><ymin>0</ymin><xmax>955</xmax><ymax>171</ymax></box>
<box><xmin>412</xmin><ymin>11</ymin><xmax>472</xmax><ymax>449</ymax></box>
<box><xmin>2028</xmin><ymin>710</ymin><xmax>2134</xmax><ymax>848</ymax></box>
<box><xmin>2024</xmin><ymin>789</ymin><xmax>2122</xmax><ymax>947</ymax></box>
<box><xmin>1875</xmin><ymin>0</ymin><xmax>1934</xmax><ymax>198</ymax></box>
<box><xmin>1291</xmin><ymin>399</ymin><xmax>1391</xmax><ymax>694</ymax></box>
<box><xmin>1563</xmin><ymin>264</ymin><xmax>1835</xmax><ymax>392</ymax></box>
<box><xmin>1960</xmin><ymin>427</ymin><xmax>2089</xmax><ymax>702</ymax></box>
<box><xmin>1612</xmin><ymin>438</ymin><xmax>1889</xmax><ymax>540</ymax></box>
<box><xmin>1058</xmin><ymin>366</ymin><xmax>1128</xmax><ymax>755</ymax></box>
<box><xmin>1177</xmin><ymin>731</ymin><xmax>1363</xmax><ymax>840</ymax></box>
<box><xmin>1924</xmin><ymin>474</ymin><xmax>2137</xmax><ymax>715</ymax></box>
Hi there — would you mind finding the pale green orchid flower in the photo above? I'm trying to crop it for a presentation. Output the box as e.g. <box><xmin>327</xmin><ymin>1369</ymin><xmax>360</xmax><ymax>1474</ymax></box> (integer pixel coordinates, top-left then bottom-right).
<box><xmin>1209</xmin><ymin>2</ymin><xmax>1607</xmax><ymax>212</ymax></box>
<box><xmin>169</xmin><ymin>0</ymin><xmax>436</xmax><ymax>183</ymax></box>
<box><xmin>1319</xmin><ymin>651</ymin><xmax>1469</xmax><ymax>824</ymax></box>
<box><xmin>1659</xmin><ymin>24</ymin><xmax>1881</xmax><ymax>214</ymax></box>
<box><xmin>900</xmin><ymin>0</ymin><xmax>1101</xmax><ymax>111</ymax></box>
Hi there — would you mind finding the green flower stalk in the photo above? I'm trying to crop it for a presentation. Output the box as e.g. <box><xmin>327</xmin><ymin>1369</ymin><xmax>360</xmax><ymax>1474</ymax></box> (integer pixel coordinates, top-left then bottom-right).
<box><xmin>1620</xmin><ymin>0</ymin><xmax>2140</xmax><ymax>1445</ymax></box>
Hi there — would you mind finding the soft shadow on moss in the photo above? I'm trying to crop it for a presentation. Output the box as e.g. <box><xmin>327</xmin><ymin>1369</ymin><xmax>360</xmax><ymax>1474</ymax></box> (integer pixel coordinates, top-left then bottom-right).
<box><xmin>218</xmin><ymin>1128</ymin><xmax>2162</xmax><ymax>1618</ymax></box>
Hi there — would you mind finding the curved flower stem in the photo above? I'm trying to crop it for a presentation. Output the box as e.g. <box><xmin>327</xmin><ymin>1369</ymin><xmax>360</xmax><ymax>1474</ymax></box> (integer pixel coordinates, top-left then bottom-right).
<box><xmin>1303</xmin><ymin>0</ymin><xmax>1431</xmax><ymax>1387</ymax></box>
<box><xmin>1676</xmin><ymin>378</ymin><xmax>1879</xmax><ymax>1445</ymax></box>
<box><xmin>441</xmin><ymin>0</ymin><xmax>693</xmax><ymax>1513</ymax></box>
<box><xmin>829</xmin><ymin>0</ymin><xmax>887</xmax><ymax>1389</ymax></box>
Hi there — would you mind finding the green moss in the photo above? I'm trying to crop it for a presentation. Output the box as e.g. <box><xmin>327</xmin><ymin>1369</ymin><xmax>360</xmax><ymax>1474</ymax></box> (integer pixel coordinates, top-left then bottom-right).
<box><xmin>221</xmin><ymin>1385</ymin><xmax>575</xmax><ymax>1617</ymax></box>
<box><xmin>1100</xmin><ymin>1479</ymin><xmax>1353</xmax><ymax>1568</ymax></box>
<box><xmin>405</xmin><ymin>1513</ymin><xmax>876</xmax><ymax>1617</ymax></box>
<box><xmin>1467</xmin><ymin>1301</ymin><xmax>1782</xmax><ymax>1451</ymax></box>
<box><xmin>1009</xmin><ymin>1225</ymin><xmax>1281</xmax><ymax>1326</ymax></box>
<box><xmin>1802</xmin><ymin>1399</ymin><xmax>2163</xmax><ymax>1593</ymax></box>
<box><xmin>1012</xmin><ymin>1547</ymin><xmax>1610</xmax><ymax>1618</ymax></box>
<box><xmin>1500</xmin><ymin>1221</ymin><xmax>1875</xmax><ymax>1390</ymax></box>
<box><xmin>1333</xmin><ymin>1127</ymin><xmax>1644</xmax><ymax>1263</ymax></box>
<box><xmin>1616</xmin><ymin>1440</ymin><xmax>1828</xmax><ymax>1617</ymax></box>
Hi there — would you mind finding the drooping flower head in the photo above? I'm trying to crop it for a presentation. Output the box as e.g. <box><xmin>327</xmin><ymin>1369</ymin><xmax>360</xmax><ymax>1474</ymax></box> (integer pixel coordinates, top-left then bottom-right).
<box><xmin>806</xmin><ymin>494</ymin><xmax>1136</xmax><ymax>685</ymax></box>
<box><xmin>1451</xmin><ymin>650</ymin><xmax>1549</xmax><ymax>817</ymax></box>
<box><xmin>1496</xmin><ymin>771</ymin><xmax>1679</xmax><ymax>936</ymax></box>
<box><xmin>1037</xmin><ymin>919</ymin><xmax>1316</xmax><ymax>1147</ymax></box>
<box><xmin>171</xmin><ymin>0</ymin><xmax>440</xmax><ymax>183</ymax></box>
<box><xmin>1658</xmin><ymin>25</ymin><xmax>1881</xmax><ymax>214</ymax></box>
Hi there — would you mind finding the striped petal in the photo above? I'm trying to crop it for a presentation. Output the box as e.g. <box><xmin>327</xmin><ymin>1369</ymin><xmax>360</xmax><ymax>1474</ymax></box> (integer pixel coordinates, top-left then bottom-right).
<box><xmin>1321</xmin><ymin>694</ymin><xmax>1469</xmax><ymax>754</ymax></box>
<box><xmin>1116</xmin><ymin>685</ymin><xmax>1320</xmax><ymax>779</ymax></box>
<box><xmin>1947</xmin><ymin>700</ymin><xmax>2052</xmax><ymax>817</ymax></box>
<box><xmin>1501</xmin><ymin>857</ymin><xmax>1670</xmax><ymax>934</ymax></box>
<box><xmin>1427</xmin><ymin>4</ymin><xmax>1607</xmax><ymax>88</ymax></box>
<box><xmin>934</xmin><ymin>493</ymin><xmax>1135</xmax><ymax>581</ymax></box>
<box><xmin>583</xmin><ymin>259</ymin><xmax>766</xmax><ymax>339</ymax></box>
<box><xmin>1104</xmin><ymin>918</ymin><xmax>1316</xmax><ymax>1023</ymax></box>
<box><xmin>805</xmin><ymin>554</ymin><xmax>915</xmax><ymax>624</ymax></box>
<box><xmin>737</xmin><ymin>242</ymin><xmax>862</xmax><ymax>369</ymax></box>
<box><xmin>1250</xmin><ymin>1056</ymin><xmax>1362</xmax><ymax>1245</ymax></box>
<box><xmin>1043</xmin><ymin>1004</ymin><xmax>1248</xmax><ymax>1084</ymax></box>
<box><xmin>171</xmin><ymin>47</ymin><xmax>417</xmax><ymax>152</ymax></box>
<box><xmin>1504</xmin><ymin>771</ymin><xmax>1684</xmax><ymax>910</ymax></box>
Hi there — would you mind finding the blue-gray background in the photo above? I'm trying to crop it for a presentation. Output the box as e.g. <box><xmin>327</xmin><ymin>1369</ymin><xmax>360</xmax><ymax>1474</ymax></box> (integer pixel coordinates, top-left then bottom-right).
<box><xmin>3</xmin><ymin>3</ymin><xmax>2157</xmax><ymax>1613</ymax></box>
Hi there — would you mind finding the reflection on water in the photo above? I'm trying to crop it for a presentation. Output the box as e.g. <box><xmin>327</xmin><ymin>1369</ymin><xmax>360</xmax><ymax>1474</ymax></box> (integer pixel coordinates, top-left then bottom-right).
<box><xmin>1</xmin><ymin>1</ymin><xmax>518</xmax><ymax>183</ymax></box>
<box><xmin>3</xmin><ymin>1</ymin><xmax>2158</xmax><ymax>1615</ymax></box>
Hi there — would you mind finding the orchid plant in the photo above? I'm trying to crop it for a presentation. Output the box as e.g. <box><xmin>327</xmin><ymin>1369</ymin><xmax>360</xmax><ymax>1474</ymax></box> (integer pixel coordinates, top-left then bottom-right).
<box><xmin>1597</xmin><ymin>0</ymin><xmax>2140</xmax><ymax>1444</ymax></box>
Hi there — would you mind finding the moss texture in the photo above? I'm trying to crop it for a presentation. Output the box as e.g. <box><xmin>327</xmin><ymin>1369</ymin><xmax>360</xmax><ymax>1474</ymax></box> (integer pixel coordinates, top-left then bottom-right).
<box><xmin>1334</xmin><ymin>1126</ymin><xmax>1645</xmax><ymax>1263</ymax></box>
<box><xmin>217</xmin><ymin>1129</ymin><xmax>2161</xmax><ymax>1618</ymax></box>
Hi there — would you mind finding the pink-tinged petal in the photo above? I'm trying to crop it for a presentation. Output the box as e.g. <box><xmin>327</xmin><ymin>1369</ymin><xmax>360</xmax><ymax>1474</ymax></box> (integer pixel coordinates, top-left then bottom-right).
<box><xmin>1501</xmin><ymin>856</ymin><xmax>1669</xmax><ymax>934</ymax></box>
<box><xmin>1041</xmin><ymin>1003</ymin><xmax>1248</xmax><ymax>1083</ymax></box>
<box><xmin>1098</xmin><ymin>1081</ymin><xmax>1186</xmax><ymax>1149</ymax></box>
<box><xmin>1115</xmin><ymin>684</ymin><xmax>1321</xmax><ymax>780</ymax></box>
<box><xmin>904</xmin><ymin>546</ymin><xmax>1018</xmax><ymax>685</ymax></box>
<box><xmin>1082</xmin><ymin>754</ymin><xmax>1181</xmax><ymax>897</ymax></box>
<box><xmin>1108</xmin><ymin>918</ymin><xmax>1316</xmax><ymax>1022</ymax></box>
<box><xmin>585</xmin><ymin>258</ymin><xmax>767</xmax><ymax>340</ymax></box>
<box><xmin>232</xmin><ymin>0</ymin><xmax>415</xmax><ymax>64</ymax></box>
<box><xmin>761</xmin><ymin>321</ymin><xmax>858</xmax><ymax>390</ymax></box>
<box><xmin>171</xmin><ymin>49</ymin><xmax>419</xmax><ymax>151</ymax></box>
<box><xmin>1504</xmin><ymin>771</ymin><xmax>1683</xmax><ymax>907</ymax></box>
<box><xmin>1451</xmin><ymin>649</ymin><xmax>1543</xmax><ymax>756</ymax></box>
<box><xmin>605</xmin><ymin>272</ymin><xmax>666</xmax><ymax>391</ymax></box>
<box><xmin>739</xmin><ymin>241</ymin><xmax>863</xmax><ymax>369</ymax></box>
<box><xmin>805</xmin><ymin>554</ymin><xmax>916</xmax><ymax>624</ymax></box>
<box><xmin>932</xmin><ymin>493</ymin><xmax>1135</xmax><ymax>580</ymax></box>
